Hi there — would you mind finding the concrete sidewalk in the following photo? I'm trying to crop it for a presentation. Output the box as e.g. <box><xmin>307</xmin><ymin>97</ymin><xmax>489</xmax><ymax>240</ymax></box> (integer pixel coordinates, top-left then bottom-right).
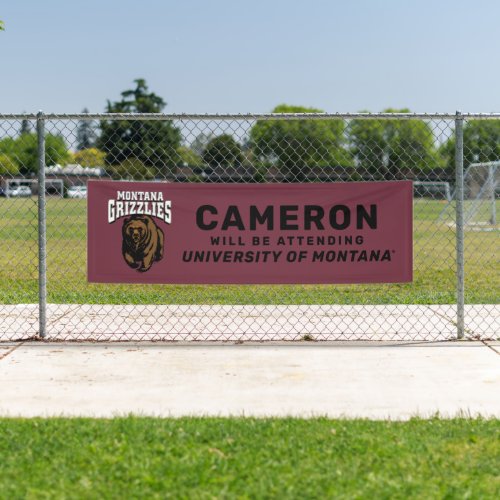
<box><xmin>1</xmin><ymin>342</ymin><xmax>499</xmax><ymax>419</ymax></box>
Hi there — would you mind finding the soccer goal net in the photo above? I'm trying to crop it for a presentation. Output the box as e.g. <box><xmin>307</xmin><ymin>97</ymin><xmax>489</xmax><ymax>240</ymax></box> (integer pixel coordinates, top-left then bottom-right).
<box><xmin>439</xmin><ymin>162</ymin><xmax>499</xmax><ymax>228</ymax></box>
<box><xmin>414</xmin><ymin>181</ymin><xmax>452</xmax><ymax>201</ymax></box>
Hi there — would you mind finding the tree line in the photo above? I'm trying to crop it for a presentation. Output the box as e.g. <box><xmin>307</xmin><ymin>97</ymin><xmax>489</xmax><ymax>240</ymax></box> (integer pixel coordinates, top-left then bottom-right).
<box><xmin>2</xmin><ymin>79</ymin><xmax>500</xmax><ymax>181</ymax></box>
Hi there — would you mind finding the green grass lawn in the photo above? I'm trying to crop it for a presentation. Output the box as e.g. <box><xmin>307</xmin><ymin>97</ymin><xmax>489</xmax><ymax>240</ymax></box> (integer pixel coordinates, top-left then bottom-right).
<box><xmin>0</xmin><ymin>417</ymin><xmax>498</xmax><ymax>498</ymax></box>
<box><xmin>0</xmin><ymin>198</ymin><xmax>498</xmax><ymax>305</ymax></box>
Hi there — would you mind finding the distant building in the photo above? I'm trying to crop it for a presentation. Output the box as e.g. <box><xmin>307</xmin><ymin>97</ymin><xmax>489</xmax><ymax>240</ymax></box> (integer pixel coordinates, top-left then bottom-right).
<box><xmin>46</xmin><ymin>164</ymin><xmax>108</xmax><ymax>187</ymax></box>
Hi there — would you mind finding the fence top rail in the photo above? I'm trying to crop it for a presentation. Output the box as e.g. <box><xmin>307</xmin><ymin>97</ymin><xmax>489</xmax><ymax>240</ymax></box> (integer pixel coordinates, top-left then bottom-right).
<box><xmin>2</xmin><ymin>111</ymin><xmax>500</xmax><ymax>121</ymax></box>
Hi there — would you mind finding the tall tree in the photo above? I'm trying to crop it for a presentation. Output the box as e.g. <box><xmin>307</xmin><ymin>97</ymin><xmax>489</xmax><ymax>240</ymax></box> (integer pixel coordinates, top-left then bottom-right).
<box><xmin>202</xmin><ymin>134</ymin><xmax>243</xmax><ymax>171</ymax></box>
<box><xmin>249</xmin><ymin>104</ymin><xmax>351</xmax><ymax>181</ymax></box>
<box><xmin>73</xmin><ymin>147</ymin><xmax>106</xmax><ymax>167</ymax></box>
<box><xmin>440</xmin><ymin>120</ymin><xmax>500</xmax><ymax>172</ymax></box>
<box><xmin>76</xmin><ymin>108</ymin><xmax>97</xmax><ymax>150</ymax></box>
<box><xmin>350</xmin><ymin>109</ymin><xmax>439</xmax><ymax>178</ymax></box>
<box><xmin>349</xmin><ymin>115</ymin><xmax>385</xmax><ymax>175</ymax></box>
<box><xmin>97</xmin><ymin>79</ymin><xmax>181</xmax><ymax>178</ymax></box>
<box><xmin>0</xmin><ymin>153</ymin><xmax>19</xmax><ymax>176</ymax></box>
<box><xmin>177</xmin><ymin>146</ymin><xmax>203</xmax><ymax>167</ymax></box>
<box><xmin>0</xmin><ymin>134</ymin><xmax>71</xmax><ymax>175</ymax></box>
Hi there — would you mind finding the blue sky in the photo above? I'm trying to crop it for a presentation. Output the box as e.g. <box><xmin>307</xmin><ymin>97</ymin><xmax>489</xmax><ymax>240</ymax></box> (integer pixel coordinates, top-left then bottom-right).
<box><xmin>2</xmin><ymin>0</ymin><xmax>500</xmax><ymax>114</ymax></box>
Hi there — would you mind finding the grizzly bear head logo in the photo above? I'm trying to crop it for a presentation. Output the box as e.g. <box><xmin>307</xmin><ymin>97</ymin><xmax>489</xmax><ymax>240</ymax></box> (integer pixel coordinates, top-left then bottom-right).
<box><xmin>122</xmin><ymin>215</ymin><xmax>164</xmax><ymax>272</ymax></box>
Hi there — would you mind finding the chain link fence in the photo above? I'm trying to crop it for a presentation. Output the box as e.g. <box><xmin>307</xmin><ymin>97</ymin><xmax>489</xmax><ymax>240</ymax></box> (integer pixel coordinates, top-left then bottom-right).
<box><xmin>0</xmin><ymin>112</ymin><xmax>498</xmax><ymax>341</ymax></box>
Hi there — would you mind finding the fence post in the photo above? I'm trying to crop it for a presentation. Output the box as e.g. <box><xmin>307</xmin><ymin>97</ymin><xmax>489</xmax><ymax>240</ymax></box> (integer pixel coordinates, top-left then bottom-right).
<box><xmin>37</xmin><ymin>111</ymin><xmax>47</xmax><ymax>338</ymax></box>
<box><xmin>455</xmin><ymin>111</ymin><xmax>465</xmax><ymax>340</ymax></box>
<box><xmin>489</xmin><ymin>165</ymin><xmax>497</xmax><ymax>226</ymax></box>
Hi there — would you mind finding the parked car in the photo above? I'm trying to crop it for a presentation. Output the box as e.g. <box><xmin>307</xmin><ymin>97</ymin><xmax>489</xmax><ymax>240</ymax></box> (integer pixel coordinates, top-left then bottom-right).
<box><xmin>67</xmin><ymin>185</ymin><xmax>87</xmax><ymax>199</ymax></box>
<box><xmin>8</xmin><ymin>185</ymin><xmax>32</xmax><ymax>197</ymax></box>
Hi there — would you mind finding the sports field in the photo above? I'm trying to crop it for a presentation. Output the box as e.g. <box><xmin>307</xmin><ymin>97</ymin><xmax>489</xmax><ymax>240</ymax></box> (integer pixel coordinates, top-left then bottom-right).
<box><xmin>0</xmin><ymin>417</ymin><xmax>498</xmax><ymax>498</ymax></box>
<box><xmin>0</xmin><ymin>198</ymin><xmax>498</xmax><ymax>305</ymax></box>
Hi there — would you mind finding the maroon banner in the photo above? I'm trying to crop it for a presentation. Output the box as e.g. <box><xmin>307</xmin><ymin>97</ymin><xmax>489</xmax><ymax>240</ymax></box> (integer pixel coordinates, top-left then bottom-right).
<box><xmin>87</xmin><ymin>181</ymin><xmax>413</xmax><ymax>284</ymax></box>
